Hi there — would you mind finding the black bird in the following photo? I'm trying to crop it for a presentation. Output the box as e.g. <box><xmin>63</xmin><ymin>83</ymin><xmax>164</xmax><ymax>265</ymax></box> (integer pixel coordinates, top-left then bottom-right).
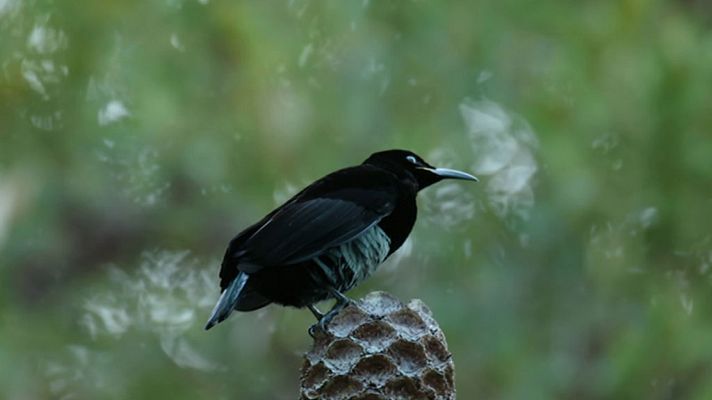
<box><xmin>205</xmin><ymin>149</ymin><xmax>477</xmax><ymax>331</ymax></box>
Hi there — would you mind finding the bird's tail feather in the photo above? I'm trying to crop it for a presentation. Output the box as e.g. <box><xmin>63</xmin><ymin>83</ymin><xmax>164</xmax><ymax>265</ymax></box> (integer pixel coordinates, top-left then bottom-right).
<box><xmin>205</xmin><ymin>272</ymin><xmax>248</xmax><ymax>330</ymax></box>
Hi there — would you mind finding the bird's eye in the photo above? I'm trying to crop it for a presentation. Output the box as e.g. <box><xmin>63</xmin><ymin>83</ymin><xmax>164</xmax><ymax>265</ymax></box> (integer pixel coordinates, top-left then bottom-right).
<box><xmin>406</xmin><ymin>155</ymin><xmax>418</xmax><ymax>165</ymax></box>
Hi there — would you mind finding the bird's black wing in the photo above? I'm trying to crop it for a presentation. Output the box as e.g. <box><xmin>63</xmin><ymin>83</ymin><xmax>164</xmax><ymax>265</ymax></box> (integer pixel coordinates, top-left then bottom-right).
<box><xmin>220</xmin><ymin>167</ymin><xmax>398</xmax><ymax>281</ymax></box>
<box><xmin>240</xmin><ymin>194</ymin><xmax>393</xmax><ymax>269</ymax></box>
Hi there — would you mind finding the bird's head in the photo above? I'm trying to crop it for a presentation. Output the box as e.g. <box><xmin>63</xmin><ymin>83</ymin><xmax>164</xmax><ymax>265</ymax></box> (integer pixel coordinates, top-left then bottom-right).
<box><xmin>363</xmin><ymin>149</ymin><xmax>478</xmax><ymax>190</ymax></box>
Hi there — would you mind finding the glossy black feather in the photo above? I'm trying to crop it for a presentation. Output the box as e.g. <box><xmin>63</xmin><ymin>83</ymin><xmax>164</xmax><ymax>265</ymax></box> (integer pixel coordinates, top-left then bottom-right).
<box><xmin>241</xmin><ymin>196</ymin><xmax>393</xmax><ymax>268</ymax></box>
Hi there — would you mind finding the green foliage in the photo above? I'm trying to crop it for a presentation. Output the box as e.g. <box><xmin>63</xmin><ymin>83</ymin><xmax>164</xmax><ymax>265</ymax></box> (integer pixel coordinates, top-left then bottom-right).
<box><xmin>2</xmin><ymin>0</ymin><xmax>712</xmax><ymax>398</ymax></box>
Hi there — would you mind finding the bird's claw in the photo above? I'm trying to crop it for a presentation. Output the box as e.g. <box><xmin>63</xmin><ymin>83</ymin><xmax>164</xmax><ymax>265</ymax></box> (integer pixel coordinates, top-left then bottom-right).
<box><xmin>308</xmin><ymin>323</ymin><xmax>319</xmax><ymax>338</ymax></box>
<box><xmin>308</xmin><ymin>315</ymin><xmax>332</xmax><ymax>337</ymax></box>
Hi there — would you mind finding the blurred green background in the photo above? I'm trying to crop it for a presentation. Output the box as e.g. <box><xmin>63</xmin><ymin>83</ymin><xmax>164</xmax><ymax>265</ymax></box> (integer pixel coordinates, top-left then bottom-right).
<box><xmin>2</xmin><ymin>0</ymin><xmax>712</xmax><ymax>399</ymax></box>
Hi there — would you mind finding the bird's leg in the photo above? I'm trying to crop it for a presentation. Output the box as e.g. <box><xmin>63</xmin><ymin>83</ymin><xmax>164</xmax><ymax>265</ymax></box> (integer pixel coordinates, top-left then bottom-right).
<box><xmin>307</xmin><ymin>304</ymin><xmax>326</xmax><ymax>338</ymax></box>
<box><xmin>308</xmin><ymin>304</ymin><xmax>324</xmax><ymax>320</ymax></box>
<box><xmin>329</xmin><ymin>288</ymin><xmax>353</xmax><ymax>307</ymax></box>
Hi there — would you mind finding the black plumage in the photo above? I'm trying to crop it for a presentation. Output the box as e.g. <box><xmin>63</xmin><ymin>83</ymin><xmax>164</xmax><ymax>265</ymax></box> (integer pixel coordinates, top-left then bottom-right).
<box><xmin>205</xmin><ymin>149</ymin><xmax>477</xmax><ymax>331</ymax></box>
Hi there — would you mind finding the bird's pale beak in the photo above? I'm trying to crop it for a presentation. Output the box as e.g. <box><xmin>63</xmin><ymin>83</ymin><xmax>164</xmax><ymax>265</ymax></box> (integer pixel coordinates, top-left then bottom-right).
<box><xmin>422</xmin><ymin>167</ymin><xmax>478</xmax><ymax>182</ymax></box>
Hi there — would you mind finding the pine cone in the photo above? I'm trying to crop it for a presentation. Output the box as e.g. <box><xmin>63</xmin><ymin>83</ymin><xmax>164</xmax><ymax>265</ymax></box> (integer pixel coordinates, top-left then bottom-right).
<box><xmin>300</xmin><ymin>292</ymin><xmax>455</xmax><ymax>400</ymax></box>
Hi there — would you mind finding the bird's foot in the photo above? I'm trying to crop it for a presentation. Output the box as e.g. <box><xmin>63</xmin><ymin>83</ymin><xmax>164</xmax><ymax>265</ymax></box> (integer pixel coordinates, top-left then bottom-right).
<box><xmin>321</xmin><ymin>307</ymin><xmax>339</xmax><ymax>327</ymax></box>
<box><xmin>307</xmin><ymin>297</ymin><xmax>351</xmax><ymax>337</ymax></box>
<box><xmin>308</xmin><ymin>315</ymin><xmax>333</xmax><ymax>338</ymax></box>
<box><xmin>307</xmin><ymin>290</ymin><xmax>357</xmax><ymax>337</ymax></box>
